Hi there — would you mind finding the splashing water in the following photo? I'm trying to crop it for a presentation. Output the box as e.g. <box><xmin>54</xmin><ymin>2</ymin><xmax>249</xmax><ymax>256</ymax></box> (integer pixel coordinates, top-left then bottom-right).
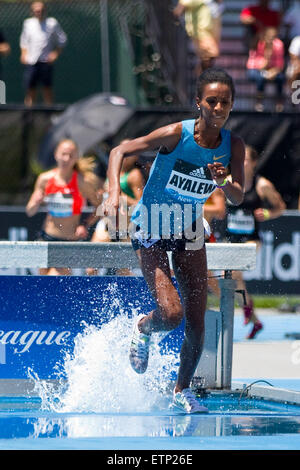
<box><xmin>30</xmin><ymin>288</ymin><xmax>179</xmax><ymax>414</ymax></box>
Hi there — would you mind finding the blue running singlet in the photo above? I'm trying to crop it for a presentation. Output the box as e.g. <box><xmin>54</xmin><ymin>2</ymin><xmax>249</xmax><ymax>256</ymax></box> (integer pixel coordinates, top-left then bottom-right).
<box><xmin>131</xmin><ymin>119</ymin><xmax>232</xmax><ymax>245</ymax></box>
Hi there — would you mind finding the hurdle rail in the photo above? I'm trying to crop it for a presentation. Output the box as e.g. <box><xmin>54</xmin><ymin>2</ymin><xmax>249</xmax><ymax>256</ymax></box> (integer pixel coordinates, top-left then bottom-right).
<box><xmin>0</xmin><ymin>242</ymin><xmax>256</xmax><ymax>396</ymax></box>
<box><xmin>0</xmin><ymin>241</ymin><xmax>256</xmax><ymax>271</ymax></box>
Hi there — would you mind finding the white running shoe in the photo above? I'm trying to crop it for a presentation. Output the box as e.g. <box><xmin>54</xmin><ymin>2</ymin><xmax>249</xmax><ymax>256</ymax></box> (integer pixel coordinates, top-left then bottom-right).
<box><xmin>173</xmin><ymin>388</ymin><xmax>208</xmax><ymax>414</ymax></box>
<box><xmin>129</xmin><ymin>314</ymin><xmax>151</xmax><ymax>374</ymax></box>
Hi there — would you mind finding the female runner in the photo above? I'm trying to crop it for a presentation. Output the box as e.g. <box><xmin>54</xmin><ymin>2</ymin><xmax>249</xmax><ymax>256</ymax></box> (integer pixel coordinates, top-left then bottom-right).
<box><xmin>26</xmin><ymin>138</ymin><xmax>102</xmax><ymax>275</ymax></box>
<box><xmin>103</xmin><ymin>68</ymin><xmax>245</xmax><ymax>413</ymax></box>
<box><xmin>226</xmin><ymin>144</ymin><xmax>286</xmax><ymax>338</ymax></box>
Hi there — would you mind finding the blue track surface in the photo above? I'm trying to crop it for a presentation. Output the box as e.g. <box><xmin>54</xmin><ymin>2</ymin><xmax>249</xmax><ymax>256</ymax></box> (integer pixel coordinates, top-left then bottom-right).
<box><xmin>234</xmin><ymin>313</ymin><xmax>300</xmax><ymax>343</ymax></box>
<box><xmin>1</xmin><ymin>393</ymin><xmax>300</xmax><ymax>450</ymax></box>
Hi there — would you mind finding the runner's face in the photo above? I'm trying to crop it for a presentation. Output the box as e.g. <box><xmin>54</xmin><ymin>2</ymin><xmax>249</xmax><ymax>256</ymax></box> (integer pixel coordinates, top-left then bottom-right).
<box><xmin>55</xmin><ymin>142</ymin><xmax>79</xmax><ymax>170</ymax></box>
<box><xmin>196</xmin><ymin>83</ymin><xmax>233</xmax><ymax>129</ymax></box>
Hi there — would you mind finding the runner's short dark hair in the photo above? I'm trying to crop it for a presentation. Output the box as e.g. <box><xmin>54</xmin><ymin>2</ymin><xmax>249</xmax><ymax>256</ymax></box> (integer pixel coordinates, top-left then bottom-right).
<box><xmin>197</xmin><ymin>68</ymin><xmax>235</xmax><ymax>102</ymax></box>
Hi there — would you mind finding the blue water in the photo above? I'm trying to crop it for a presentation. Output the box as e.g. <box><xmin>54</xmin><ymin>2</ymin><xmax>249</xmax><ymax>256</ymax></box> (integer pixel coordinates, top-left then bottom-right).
<box><xmin>1</xmin><ymin>394</ymin><xmax>300</xmax><ymax>450</ymax></box>
<box><xmin>2</xmin><ymin>313</ymin><xmax>300</xmax><ymax>450</ymax></box>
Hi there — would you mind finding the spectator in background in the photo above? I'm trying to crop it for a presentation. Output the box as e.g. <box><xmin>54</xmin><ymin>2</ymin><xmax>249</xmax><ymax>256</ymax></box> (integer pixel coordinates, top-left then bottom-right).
<box><xmin>246</xmin><ymin>27</ymin><xmax>285</xmax><ymax>112</ymax></box>
<box><xmin>173</xmin><ymin>0</ymin><xmax>223</xmax><ymax>74</ymax></box>
<box><xmin>204</xmin><ymin>1</ymin><xmax>225</xmax><ymax>56</ymax></box>
<box><xmin>0</xmin><ymin>29</ymin><xmax>11</xmax><ymax>80</ymax></box>
<box><xmin>20</xmin><ymin>1</ymin><xmax>67</xmax><ymax>106</ymax></box>
<box><xmin>240</xmin><ymin>0</ymin><xmax>281</xmax><ymax>50</ymax></box>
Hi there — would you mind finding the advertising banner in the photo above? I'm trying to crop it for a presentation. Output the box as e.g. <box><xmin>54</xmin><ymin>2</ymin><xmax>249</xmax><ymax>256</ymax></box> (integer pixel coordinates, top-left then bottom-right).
<box><xmin>0</xmin><ymin>276</ymin><xmax>158</xmax><ymax>380</ymax></box>
<box><xmin>244</xmin><ymin>213</ymin><xmax>300</xmax><ymax>295</ymax></box>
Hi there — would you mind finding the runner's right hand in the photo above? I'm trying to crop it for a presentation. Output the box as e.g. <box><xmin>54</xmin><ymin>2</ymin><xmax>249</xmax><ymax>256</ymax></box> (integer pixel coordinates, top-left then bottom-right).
<box><xmin>101</xmin><ymin>191</ymin><xmax>120</xmax><ymax>217</ymax></box>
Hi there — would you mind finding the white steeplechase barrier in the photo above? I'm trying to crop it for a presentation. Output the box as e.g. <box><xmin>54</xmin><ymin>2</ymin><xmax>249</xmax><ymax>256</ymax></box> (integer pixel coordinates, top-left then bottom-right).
<box><xmin>0</xmin><ymin>241</ymin><xmax>256</xmax><ymax>271</ymax></box>
<box><xmin>0</xmin><ymin>242</ymin><xmax>256</xmax><ymax>396</ymax></box>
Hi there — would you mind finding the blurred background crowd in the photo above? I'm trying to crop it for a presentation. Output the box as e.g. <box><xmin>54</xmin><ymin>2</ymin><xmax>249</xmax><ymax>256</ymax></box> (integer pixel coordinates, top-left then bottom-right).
<box><xmin>1</xmin><ymin>0</ymin><xmax>300</xmax><ymax>110</ymax></box>
<box><xmin>0</xmin><ymin>1</ymin><xmax>299</xmax><ymax>213</ymax></box>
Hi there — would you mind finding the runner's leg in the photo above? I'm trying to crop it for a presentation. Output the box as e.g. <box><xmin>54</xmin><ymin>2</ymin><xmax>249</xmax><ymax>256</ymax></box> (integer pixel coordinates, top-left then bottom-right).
<box><xmin>171</xmin><ymin>246</ymin><xmax>207</xmax><ymax>392</ymax></box>
<box><xmin>138</xmin><ymin>244</ymin><xmax>183</xmax><ymax>334</ymax></box>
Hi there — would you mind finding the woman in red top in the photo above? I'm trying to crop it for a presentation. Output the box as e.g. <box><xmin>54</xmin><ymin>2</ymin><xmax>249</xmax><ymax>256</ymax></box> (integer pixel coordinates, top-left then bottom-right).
<box><xmin>246</xmin><ymin>27</ymin><xmax>286</xmax><ymax>112</ymax></box>
<box><xmin>26</xmin><ymin>138</ymin><xmax>102</xmax><ymax>275</ymax></box>
<box><xmin>240</xmin><ymin>0</ymin><xmax>281</xmax><ymax>49</ymax></box>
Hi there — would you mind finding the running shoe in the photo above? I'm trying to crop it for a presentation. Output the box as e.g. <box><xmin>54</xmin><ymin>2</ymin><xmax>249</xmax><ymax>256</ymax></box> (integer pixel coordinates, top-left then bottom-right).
<box><xmin>243</xmin><ymin>299</ymin><xmax>254</xmax><ymax>325</ymax></box>
<box><xmin>173</xmin><ymin>388</ymin><xmax>208</xmax><ymax>414</ymax></box>
<box><xmin>129</xmin><ymin>314</ymin><xmax>151</xmax><ymax>374</ymax></box>
<box><xmin>246</xmin><ymin>321</ymin><xmax>263</xmax><ymax>340</ymax></box>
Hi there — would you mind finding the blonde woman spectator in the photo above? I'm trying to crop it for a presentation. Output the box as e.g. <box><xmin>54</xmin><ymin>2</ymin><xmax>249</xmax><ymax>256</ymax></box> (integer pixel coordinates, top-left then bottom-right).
<box><xmin>26</xmin><ymin>139</ymin><xmax>102</xmax><ymax>275</ymax></box>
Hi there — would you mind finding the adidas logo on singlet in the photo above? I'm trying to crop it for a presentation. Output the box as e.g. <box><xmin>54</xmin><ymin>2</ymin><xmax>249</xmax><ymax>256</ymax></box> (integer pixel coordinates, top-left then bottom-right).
<box><xmin>189</xmin><ymin>167</ymin><xmax>205</xmax><ymax>178</ymax></box>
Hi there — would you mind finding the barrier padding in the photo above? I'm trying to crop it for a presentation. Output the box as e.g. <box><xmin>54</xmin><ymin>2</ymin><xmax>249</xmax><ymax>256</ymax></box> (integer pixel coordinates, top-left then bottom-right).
<box><xmin>0</xmin><ymin>276</ymin><xmax>185</xmax><ymax>380</ymax></box>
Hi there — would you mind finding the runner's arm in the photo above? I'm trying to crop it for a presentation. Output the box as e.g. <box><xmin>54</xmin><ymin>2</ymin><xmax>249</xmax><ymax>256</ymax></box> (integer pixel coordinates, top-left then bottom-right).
<box><xmin>208</xmin><ymin>135</ymin><xmax>245</xmax><ymax>206</ymax></box>
<box><xmin>104</xmin><ymin>123</ymin><xmax>182</xmax><ymax>215</ymax></box>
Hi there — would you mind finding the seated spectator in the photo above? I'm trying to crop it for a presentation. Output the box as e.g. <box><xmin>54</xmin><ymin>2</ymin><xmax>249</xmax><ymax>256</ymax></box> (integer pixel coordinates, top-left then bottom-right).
<box><xmin>286</xmin><ymin>35</ymin><xmax>300</xmax><ymax>98</ymax></box>
<box><xmin>246</xmin><ymin>27</ymin><xmax>285</xmax><ymax>112</ymax></box>
<box><xmin>240</xmin><ymin>0</ymin><xmax>281</xmax><ymax>50</ymax></box>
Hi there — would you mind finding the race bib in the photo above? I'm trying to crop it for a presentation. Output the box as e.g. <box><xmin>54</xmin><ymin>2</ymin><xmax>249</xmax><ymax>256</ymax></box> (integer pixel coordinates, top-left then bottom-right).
<box><xmin>227</xmin><ymin>210</ymin><xmax>255</xmax><ymax>234</ymax></box>
<box><xmin>44</xmin><ymin>193</ymin><xmax>74</xmax><ymax>217</ymax></box>
<box><xmin>165</xmin><ymin>159</ymin><xmax>216</xmax><ymax>204</ymax></box>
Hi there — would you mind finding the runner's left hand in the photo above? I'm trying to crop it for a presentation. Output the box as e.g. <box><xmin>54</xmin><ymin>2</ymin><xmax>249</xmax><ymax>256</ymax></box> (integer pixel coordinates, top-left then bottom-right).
<box><xmin>207</xmin><ymin>162</ymin><xmax>227</xmax><ymax>185</ymax></box>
